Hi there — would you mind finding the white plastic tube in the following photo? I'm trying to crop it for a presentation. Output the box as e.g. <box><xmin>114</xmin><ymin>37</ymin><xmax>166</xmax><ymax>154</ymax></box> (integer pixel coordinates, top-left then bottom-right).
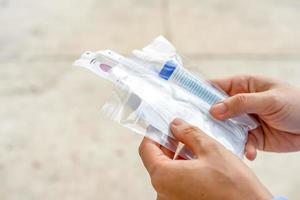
<box><xmin>159</xmin><ymin>61</ymin><xmax>223</xmax><ymax>105</ymax></box>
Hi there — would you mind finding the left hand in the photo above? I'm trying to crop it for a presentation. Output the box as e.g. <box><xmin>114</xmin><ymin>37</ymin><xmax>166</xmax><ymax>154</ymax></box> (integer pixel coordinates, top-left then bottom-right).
<box><xmin>139</xmin><ymin>118</ymin><xmax>273</xmax><ymax>200</ymax></box>
<box><xmin>209</xmin><ymin>75</ymin><xmax>300</xmax><ymax>161</ymax></box>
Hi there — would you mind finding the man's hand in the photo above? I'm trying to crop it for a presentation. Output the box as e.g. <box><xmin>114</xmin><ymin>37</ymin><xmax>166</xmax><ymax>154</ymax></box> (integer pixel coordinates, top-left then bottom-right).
<box><xmin>209</xmin><ymin>75</ymin><xmax>300</xmax><ymax>160</ymax></box>
<box><xmin>139</xmin><ymin>119</ymin><xmax>273</xmax><ymax>200</ymax></box>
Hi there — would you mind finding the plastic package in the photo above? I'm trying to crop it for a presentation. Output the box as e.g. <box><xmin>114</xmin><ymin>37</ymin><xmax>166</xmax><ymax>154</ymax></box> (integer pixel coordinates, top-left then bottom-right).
<box><xmin>74</xmin><ymin>36</ymin><xmax>257</xmax><ymax>159</ymax></box>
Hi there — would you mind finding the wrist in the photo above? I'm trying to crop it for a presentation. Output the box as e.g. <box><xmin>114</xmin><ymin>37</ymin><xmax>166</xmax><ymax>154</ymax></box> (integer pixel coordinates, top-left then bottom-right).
<box><xmin>253</xmin><ymin>184</ymin><xmax>273</xmax><ymax>200</ymax></box>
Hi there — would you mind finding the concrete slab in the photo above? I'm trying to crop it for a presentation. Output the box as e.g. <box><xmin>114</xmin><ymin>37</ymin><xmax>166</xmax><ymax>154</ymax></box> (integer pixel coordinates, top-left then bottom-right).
<box><xmin>0</xmin><ymin>0</ymin><xmax>164</xmax><ymax>59</ymax></box>
<box><xmin>188</xmin><ymin>57</ymin><xmax>300</xmax><ymax>86</ymax></box>
<box><xmin>1</xmin><ymin>0</ymin><xmax>300</xmax><ymax>199</ymax></box>
<box><xmin>0</xmin><ymin>67</ymin><xmax>156</xmax><ymax>200</ymax></box>
<box><xmin>168</xmin><ymin>0</ymin><xmax>300</xmax><ymax>55</ymax></box>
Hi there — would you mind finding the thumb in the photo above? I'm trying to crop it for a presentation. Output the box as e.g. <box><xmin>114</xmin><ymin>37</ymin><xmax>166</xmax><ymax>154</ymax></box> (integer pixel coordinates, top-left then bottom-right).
<box><xmin>170</xmin><ymin>118</ymin><xmax>215</xmax><ymax>157</ymax></box>
<box><xmin>210</xmin><ymin>92</ymin><xmax>270</xmax><ymax>120</ymax></box>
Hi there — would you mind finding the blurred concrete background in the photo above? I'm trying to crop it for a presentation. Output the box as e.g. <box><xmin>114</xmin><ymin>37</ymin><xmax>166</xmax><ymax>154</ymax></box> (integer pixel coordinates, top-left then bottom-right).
<box><xmin>1</xmin><ymin>0</ymin><xmax>300</xmax><ymax>199</ymax></box>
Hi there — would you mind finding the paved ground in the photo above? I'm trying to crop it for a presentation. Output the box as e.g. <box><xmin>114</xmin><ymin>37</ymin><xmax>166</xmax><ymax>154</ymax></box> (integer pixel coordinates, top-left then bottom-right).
<box><xmin>1</xmin><ymin>0</ymin><xmax>300</xmax><ymax>199</ymax></box>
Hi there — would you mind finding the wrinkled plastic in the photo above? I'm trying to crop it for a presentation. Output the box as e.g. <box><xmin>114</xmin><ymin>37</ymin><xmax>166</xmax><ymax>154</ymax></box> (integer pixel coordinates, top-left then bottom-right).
<box><xmin>73</xmin><ymin>36</ymin><xmax>257</xmax><ymax>159</ymax></box>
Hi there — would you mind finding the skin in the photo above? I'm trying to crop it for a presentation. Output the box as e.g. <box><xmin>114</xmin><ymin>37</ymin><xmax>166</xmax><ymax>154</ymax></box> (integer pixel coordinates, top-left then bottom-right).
<box><xmin>139</xmin><ymin>75</ymin><xmax>300</xmax><ymax>199</ymax></box>
<box><xmin>139</xmin><ymin>119</ymin><xmax>273</xmax><ymax>200</ymax></box>
<box><xmin>210</xmin><ymin>75</ymin><xmax>300</xmax><ymax>160</ymax></box>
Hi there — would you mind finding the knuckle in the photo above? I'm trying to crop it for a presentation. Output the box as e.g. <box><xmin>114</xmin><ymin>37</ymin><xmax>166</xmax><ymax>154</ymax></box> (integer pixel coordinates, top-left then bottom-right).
<box><xmin>236</xmin><ymin>94</ymin><xmax>247</xmax><ymax>104</ymax></box>
<box><xmin>241</xmin><ymin>74</ymin><xmax>257</xmax><ymax>85</ymax></box>
<box><xmin>182</xmin><ymin>125</ymin><xmax>208</xmax><ymax>147</ymax></box>
<box><xmin>267</xmin><ymin>92</ymin><xmax>280</xmax><ymax>104</ymax></box>
<box><xmin>150</xmin><ymin>163</ymin><xmax>168</xmax><ymax>192</ymax></box>
<box><xmin>151</xmin><ymin>174</ymin><xmax>162</xmax><ymax>191</ymax></box>
<box><xmin>240</xmin><ymin>75</ymin><xmax>251</xmax><ymax>84</ymax></box>
<box><xmin>245</xmin><ymin>74</ymin><xmax>256</xmax><ymax>82</ymax></box>
<box><xmin>236</xmin><ymin>75</ymin><xmax>252</xmax><ymax>91</ymax></box>
<box><xmin>232</xmin><ymin>94</ymin><xmax>248</xmax><ymax>110</ymax></box>
<box><xmin>182</xmin><ymin>125</ymin><xmax>204</xmax><ymax>144</ymax></box>
<box><xmin>202</xmin><ymin>139</ymin><xmax>218</xmax><ymax>151</ymax></box>
<box><xmin>150</xmin><ymin>162</ymin><xmax>167</xmax><ymax>176</ymax></box>
<box><xmin>247</xmin><ymin>75</ymin><xmax>256</xmax><ymax>88</ymax></box>
<box><xmin>265</xmin><ymin>92</ymin><xmax>286</xmax><ymax>111</ymax></box>
<box><xmin>138</xmin><ymin>144</ymin><xmax>143</xmax><ymax>157</ymax></box>
<box><xmin>182</xmin><ymin>125</ymin><xmax>201</xmax><ymax>137</ymax></box>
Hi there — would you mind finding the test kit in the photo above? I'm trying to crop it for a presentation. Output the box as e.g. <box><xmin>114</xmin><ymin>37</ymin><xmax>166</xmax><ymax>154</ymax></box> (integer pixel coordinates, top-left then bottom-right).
<box><xmin>73</xmin><ymin>36</ymin><xmax>257</xmax><ymax>159</ymax></box>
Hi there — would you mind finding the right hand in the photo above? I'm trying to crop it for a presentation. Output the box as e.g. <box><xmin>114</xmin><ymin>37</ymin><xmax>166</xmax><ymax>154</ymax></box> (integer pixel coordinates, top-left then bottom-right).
<box><xmin>139</xmin><ymin>119</ymin><xmax>273</xmax><ymax>200</ymax></box>
<box><xmin>209</xmin><ymin>75</ymin><xmax>300</xmax><ymax>160</ymax></box>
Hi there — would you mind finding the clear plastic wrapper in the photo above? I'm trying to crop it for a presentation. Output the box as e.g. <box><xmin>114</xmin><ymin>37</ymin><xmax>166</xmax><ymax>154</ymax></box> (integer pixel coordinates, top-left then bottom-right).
<box><xmin>101</xmin><ymin>86</ymin><xmax>193</xmax><ymax>159</ymax></box>
<box><xmin>74</xmin><ymin>36</ymin><xmax>257</xmax><ymax>159</ymax></box>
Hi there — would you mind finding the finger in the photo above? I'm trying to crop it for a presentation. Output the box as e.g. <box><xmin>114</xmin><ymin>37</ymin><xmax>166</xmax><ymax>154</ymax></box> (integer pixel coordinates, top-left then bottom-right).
<box><xmin>248</xmin><ymin>125</ymin><xmax>265</xmax><ymax>151</ymax></box>
<box><xmin>210</xmin><ymin>77</ymin><xmax>235</xmax><ymax>95</ymax></box>
<box><xmin>245</xmin><ymin>133</ymin><xmax>258</xmax><ymax>161</ymax></box>
<box><xmin>139</xmin><ymin>137</ymin><xmax>171</xmax><ymax>174</ymax></box>
<box><xmin>160</xmin><ymin>146</ymin><xmax>175</xmax><ymax>159</ymax></box>
<box><xmin>170</xmin><ymin>118</ymin><xmax>212</xmax><ymax>157</ymax></box>
<box><xmin>210</xmin><ymin>75</ymin><xmax>277</xmax><ymax>96</ymax></box>
<box><xmin>209</xmin><ymin>91</ymin><xmax>270</xmax><ymax>120</ymax></box>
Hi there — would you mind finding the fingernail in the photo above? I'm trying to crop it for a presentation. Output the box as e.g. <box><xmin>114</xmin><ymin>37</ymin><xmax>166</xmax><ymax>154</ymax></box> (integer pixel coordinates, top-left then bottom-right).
<box><xmin>172</xmin><ymin>118</ymin><xmax>184</xmax><ymax>126</ymax></box>
<box><xmin>211</xmin><ymin>103</ymin><xmax>227</xmax><ymax>115</ymax></box>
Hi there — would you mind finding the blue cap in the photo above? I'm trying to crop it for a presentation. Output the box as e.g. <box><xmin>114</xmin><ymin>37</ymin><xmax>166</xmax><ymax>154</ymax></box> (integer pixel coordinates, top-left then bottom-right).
<box><xmin>159</xmin><ymin>61</ymin><xmax>177</xmax><ymax>80</ymax></box>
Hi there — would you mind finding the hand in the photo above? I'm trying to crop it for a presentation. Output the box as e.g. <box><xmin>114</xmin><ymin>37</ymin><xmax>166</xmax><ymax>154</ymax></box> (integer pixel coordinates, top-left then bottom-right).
<box><xmin>139</xmin><ymin>119</ymin><xmax>273</xmax><ymax>200</ymax></box>
<box><xmin>209</xmin><ymin>75</ymin><xmax>300</xmax><ymax>160</ymax></box>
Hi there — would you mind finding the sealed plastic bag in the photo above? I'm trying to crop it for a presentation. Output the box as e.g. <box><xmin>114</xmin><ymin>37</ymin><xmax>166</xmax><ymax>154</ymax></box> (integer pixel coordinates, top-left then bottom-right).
<box><xmin>74</xmin><ymin>36</ymin><xmax>257</xmax><ymax>159</ymax></box>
